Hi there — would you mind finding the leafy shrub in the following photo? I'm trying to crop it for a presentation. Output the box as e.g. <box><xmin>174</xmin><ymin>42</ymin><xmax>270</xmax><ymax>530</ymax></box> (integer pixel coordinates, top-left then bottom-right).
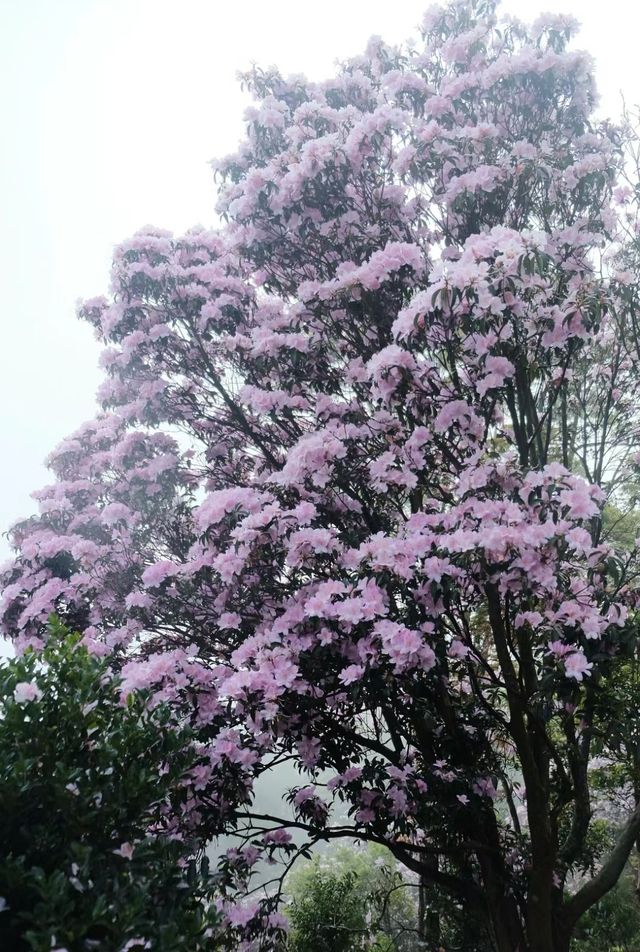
<box><xmin>285</xmin><ymin>844</ymin><xmax>419</xmax><ymax>951</ymax></box>
<box><xmin>0</xmin><ymin>618</ymin><xmax>220</xmax><ymax>951</ymax></box>
<box><xmin>286</xmin><ymin>867</ymin><xmax>366</xmax><ymax>952</ymax></box>
<box><xmin>571</xmin><ymin>870</ymin><xmax>640</xmax><ymax>952</ymax></box>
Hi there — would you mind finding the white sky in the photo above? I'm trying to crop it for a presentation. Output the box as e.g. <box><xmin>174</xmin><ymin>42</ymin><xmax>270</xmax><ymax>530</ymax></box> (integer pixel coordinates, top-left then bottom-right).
<box><xmin>1</xmin><ymin>0</ymin><xmax>639</xmax><ymax>559</ymax></box>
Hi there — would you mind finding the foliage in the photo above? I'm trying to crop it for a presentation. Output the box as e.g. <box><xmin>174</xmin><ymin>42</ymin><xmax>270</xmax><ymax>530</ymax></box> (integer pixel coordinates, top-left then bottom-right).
<box><xmin>4</xmin><ymin>1</ymin><xmax>640</xmax><ymax>949</ymax></box>
<box><xmin>283</xmin><ymin>842</ymin><xmax>495</xmax><ymax>951</ymax></box>
<box><xmin>0</xmin><ymin>618</ymin><xmax>220</xmax><ymax>952</ymax></box>
<box><xmin>571</xmin><ymin>869</ymin><xmax>640</xmax><ymax>952</ymax></box>
<box><xmin>286</xmin><ymin>868</ymin><xmax>367</xmax><ymax>952</ymax></box>
<box><xmin>285</xmin><ymin>843</ymin><xmax>418</xmax><ymax>950</ymax></box>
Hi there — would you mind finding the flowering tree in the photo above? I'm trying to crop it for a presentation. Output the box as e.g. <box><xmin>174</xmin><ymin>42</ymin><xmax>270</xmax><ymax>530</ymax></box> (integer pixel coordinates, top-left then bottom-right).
<box><xmin>4</xmin><ymin>1</ymin><xmax>640</xmax><ymax>949</ymax></box>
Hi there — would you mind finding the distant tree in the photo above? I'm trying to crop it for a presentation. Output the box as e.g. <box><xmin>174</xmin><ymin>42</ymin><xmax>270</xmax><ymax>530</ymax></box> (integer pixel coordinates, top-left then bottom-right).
<box><xmin>285</xmin><ymin>843</ymin><xmax>419</xmax><ymax>951</ymax></box>
<box><xmin>286</xmin><ymin>868</ymin><xmax>366</xmax><ymax>952</ymax></box>
<box><xmin>5</xmin><ymin>1</ymin><xmax>640</xmax><ymax>949</ymax></box>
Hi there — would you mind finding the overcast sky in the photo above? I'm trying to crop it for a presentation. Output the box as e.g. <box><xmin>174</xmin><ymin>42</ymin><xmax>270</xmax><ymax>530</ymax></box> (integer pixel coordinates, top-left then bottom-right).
<box><xmin>1</xmin><ymin>0</ymin><xmax>639</xmax><ymax>560</ymax></box>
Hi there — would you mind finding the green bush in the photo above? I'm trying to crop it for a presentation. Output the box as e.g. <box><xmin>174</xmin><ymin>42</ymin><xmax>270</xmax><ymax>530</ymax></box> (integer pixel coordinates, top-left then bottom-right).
<box><xmin>286</xmin><ymin>867</ymin><xmax>367</xmax><ymax>952</ymax></box>
<box><xmin>285</xmin><ymin>844</ymin><xmax>418</xmax><ymax>951</ymax></box>
<box><xmin>571</xmin><ymin>869</ymin><xmax>640</xmax><ymax>952</ymax></box>
<box><xmin>0</xmin><ymin>618</ymin><xmax>220</xmax><ymax>951</ymax></box>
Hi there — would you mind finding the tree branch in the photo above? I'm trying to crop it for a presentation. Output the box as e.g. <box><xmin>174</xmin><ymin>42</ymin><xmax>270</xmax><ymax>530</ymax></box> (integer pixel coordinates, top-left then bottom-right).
<box><xmin>563</xmin><ymin>804</ymin><xmax>640</xmax><ymax>926</ymax></box>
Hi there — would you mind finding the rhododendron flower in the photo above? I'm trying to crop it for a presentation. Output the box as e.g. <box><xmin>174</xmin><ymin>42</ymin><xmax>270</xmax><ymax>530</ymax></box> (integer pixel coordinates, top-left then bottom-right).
<box><xmin>141</xmin><ymin>560</ymin><xmax>180</xmax><ymax>588</ymax></box>
<box><xmin>547</xmin><ymin>640</ymin><xmax>574</xmax><ymax>659</ymax></box>
<box><xmin>563</xmin><ymin>651</ymin><xmax>593</xmax><ymax>682</ymax></box>
<box><xmin>448</xmin><ymin>639</ymin><xmax>469</xmax><ymax>659</ymax></box>
<box><xmin>339</xmin><ymin>664</ymin><xmax>365</xmax><ymax>685</ymax></box>
<box><xmin>112</xmin><ymin>842</ymin><xmax>135</xmax><ymax>860</ymax></box>
<box><xmin>263</xmin><ymin>828</ymin><xmax>292</xmax><ymax>845</ymax></box>
<box><xmin>218</xmin><ymin>612</ymin><xmax>242</xmax><ymax>629</ymax></box>
<box><xmin>225</xmin><ymin>903</ymin><xmax>260</xmax><ymax>927</ymax></box>
<box><xmin>473</xmin><ymin>778</ymin><xmax>498</xmax><ymax>800</ymax></box>
<box><xmin>13</xmin><ymin>681</ymin><xmax>43</xmax><ymax>704</ymax></box>
<box><xmin>293</xmin><ymin>785</ymin><xmax>317</xmax><ymax>805</ymax></box>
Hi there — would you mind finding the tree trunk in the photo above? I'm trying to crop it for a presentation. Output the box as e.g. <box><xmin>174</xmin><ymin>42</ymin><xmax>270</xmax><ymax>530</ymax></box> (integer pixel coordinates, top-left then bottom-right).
<box><xmin>488</xmin><ymin>906</ymin><xmax>573</xmax><ymax>952</ymax></box>
<box><xmin>526</xmin><ymin>884</ymin><xmax>556</xmax><ymax>952</ymax></box>
<box><xmin>417</xmin><ymin>874</ymin><xmax>426</xmax><ymax>943</ymax></box>
<box><xmin>484</xmin><ymin>892</ymin><xmax>527</xmax><ymax>952</ymax></box>
<box><xmin>550</xmin><ymin>921</ymin><xmax>573</xmax><ymax>952</ymax></box>
<box><xmin>418</xmin><ymin>866</ymin><xmax>441</xmax><ymax>950</ymax></box>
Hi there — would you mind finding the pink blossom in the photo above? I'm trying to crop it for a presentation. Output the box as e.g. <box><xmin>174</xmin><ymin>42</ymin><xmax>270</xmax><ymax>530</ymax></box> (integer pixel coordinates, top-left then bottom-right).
<box><xmin>141</xmin><ymin>560</ymin><xmax>180</xmax><ymax>588</ymax></box>
<box><xmin>13</xmin><ymin>681</ymin><xmax>43</xmax><ymax>704</ymax></box>
<box><xmin>293</xmin><ymin>786</ymin><xmax>317</xmax><ymax>805</ymax></box>
<box><xmin>515</xmin><ymin>611</ymin><xmax>544</xmax><ymax>629</ymax></box>
<box><xmin>226</xmin><ymin>903</ymin><xmax>260</xmax><ymax>927</ymax></box>
<box><xmin>218</xmin><ymin>612</ymin><xmax>242</xmax><ymax>629</ymax></box>
<box><xmin>195</xmin><ymin>488</ymin><xmax>265</xmax><ymax>531</ymax></box>
<box><xmin>563</xmin><ymin>651</ymin><xmax>593</xmax><ymax>682</ymax></box>
<box><xmin>263</xmin><ymin>828</ymin><xmax>292</xmax><ymax>845</ymax></box>
<box><xmin>547</xmin><ymin>640</ymin><xmax>574</xmax><ymax>659</ymax></box>
<box><xmin>339</xmin><ymin>664</ymin><xmax>365</xmax><ymax>685</ymax></box>
<box><xmin>112</xmin><ymin>842</ymin><xmax>135</xmax><ymax>860</ymax></box>
<box><xmin>473</xmin><ymin>778</ymin><xmax>498</xmax><ymax>800</ymax></box>
<box><xmin>448</xmin><ymin>639</ymin><xmax>469</xmax><ymax>659</ymax></box>
<box><xmin>559</xmin><ymin>484</ymin><xmax>600</xmax><ymax>520</ymax></box>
